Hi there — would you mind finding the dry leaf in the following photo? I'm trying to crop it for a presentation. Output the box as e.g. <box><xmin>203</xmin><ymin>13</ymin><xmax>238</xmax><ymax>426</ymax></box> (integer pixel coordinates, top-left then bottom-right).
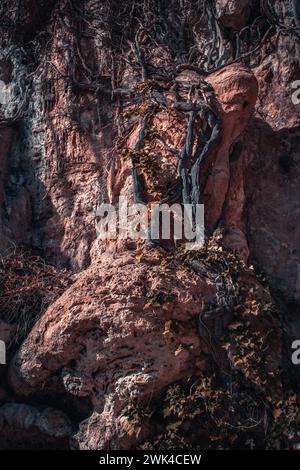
<box><xmin>175</xmin><ymin>345</ymin><xmax>184</xmax><ymax>356</ymax></box>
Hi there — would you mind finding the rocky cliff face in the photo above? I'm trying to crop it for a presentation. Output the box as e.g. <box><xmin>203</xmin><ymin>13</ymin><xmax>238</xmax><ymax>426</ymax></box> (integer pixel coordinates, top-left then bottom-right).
<box><xmin>0</xmin><ymin>0</ymin><xmax>300</xmax><ymax>450</ymax></box>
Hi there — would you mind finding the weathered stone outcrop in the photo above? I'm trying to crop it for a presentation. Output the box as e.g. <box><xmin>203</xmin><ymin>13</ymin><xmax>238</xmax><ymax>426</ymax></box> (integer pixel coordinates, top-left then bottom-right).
<box><xmin>0</xmin><ymin>403</ymin><xmax>72</xmax><ymax>449</ymax></box>
<box><xmin>0</xmin><ymin>0</ymin><xmax>299</xmax><ymax>450</ymax></box>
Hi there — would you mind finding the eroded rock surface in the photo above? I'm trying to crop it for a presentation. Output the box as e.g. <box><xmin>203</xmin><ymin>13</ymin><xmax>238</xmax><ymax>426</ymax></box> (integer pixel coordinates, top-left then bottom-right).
<box><xmin>0</xmin><ymin>0</ymin><xmax>300</xmax><ymax>450</ymax></box>
<box><xmin>0</xmin><ymin>403</ymin><xmax>72</xmax><ymax>449</ymax></box>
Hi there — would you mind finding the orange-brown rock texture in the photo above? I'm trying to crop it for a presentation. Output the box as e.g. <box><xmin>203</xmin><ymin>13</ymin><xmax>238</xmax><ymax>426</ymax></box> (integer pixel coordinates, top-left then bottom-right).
<box><xmin>0</xmin><ymin>0</ymin><xmax>300</xmax><ymax>450</ymax></box>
